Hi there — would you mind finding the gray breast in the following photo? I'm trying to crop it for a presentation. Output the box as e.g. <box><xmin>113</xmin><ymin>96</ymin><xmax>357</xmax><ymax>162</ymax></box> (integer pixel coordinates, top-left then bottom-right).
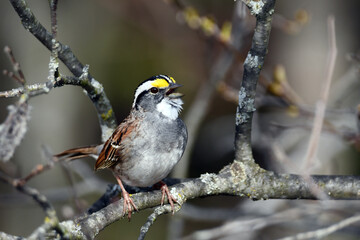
<box><xmin>114</xmin><ymin>113</ymin><xmax>187</xmax><ymax>187</ymax></box>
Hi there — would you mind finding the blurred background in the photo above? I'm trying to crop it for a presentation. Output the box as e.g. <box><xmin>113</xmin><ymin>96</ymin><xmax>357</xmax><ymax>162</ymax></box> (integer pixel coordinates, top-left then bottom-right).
<box><xmin>0</xmin><ymin>0</ymin><xmax>360</xmax><ymax>239</ymax></box>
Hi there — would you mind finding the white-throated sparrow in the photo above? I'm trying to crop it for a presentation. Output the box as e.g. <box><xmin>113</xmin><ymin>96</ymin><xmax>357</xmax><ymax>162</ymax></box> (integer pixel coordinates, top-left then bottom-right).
<box><xmin>56</xmin><ymin>75</ymin><xmax>187</xmax><ymax>218</ymax></box>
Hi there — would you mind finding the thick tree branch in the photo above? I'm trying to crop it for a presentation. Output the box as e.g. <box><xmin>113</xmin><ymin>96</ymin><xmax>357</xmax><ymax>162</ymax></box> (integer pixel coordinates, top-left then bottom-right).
<box><xmin>51</xmin><ymin>168</ymin><xmax>360</xmax><ymax>239</ymax></box>
<box><xmin>1</xmin><ymin>166</ymin><xmax>360</xmax><ymax>239</ymax></box>
<box><xmin>9</xmin><ymin>0</ymin><xmax>117</xmax><ymax>141</ymax></box>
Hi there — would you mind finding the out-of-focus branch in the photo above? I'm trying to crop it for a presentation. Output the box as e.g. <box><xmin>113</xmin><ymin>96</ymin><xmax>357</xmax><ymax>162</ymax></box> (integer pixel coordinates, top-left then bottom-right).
<box><xmin>292</xmin><ymin>16</ymin><xmax>337</xmax><ymax>201</ymax></box>
<box><xmin>173</xmin><ymin>1</ymin><xmax>249</xmax><ymax>178</ymax></box>
<box><xmin>235</xmin><ymin>0</ymin><xmax>276</xmax><ymax>163</ymax></box>
<box><xmin>3</xmin><ymin>46</ymin><xmax>26</xmax><ymax>85</ymax></box>
<box><xmin>0</xmin><ymin>232</ymin><xmax>23</xmax><ymax>240</ymax></box>
<box><xmin>302</xmin><ymin>16</ymin><xmax>337</xmax><ymax>170</ymax></box>
<box><xmin>0</xmin><ymin>171</ymin><xmax>69</xmax><ymax>239</ymax></box>
<box><xmin>183</xmin><ymin>207</ymin><xmax>305</xmax><ymax>240</ymax></box>
<box><xmin>9</xmin><ymin>0</ymin><xmax>117</xmax><ymax>141</ymax></box>
<box><xmin>279</xmin><ymin>214</ymin><xmax>360</xmax><ymax>240</ymax></box>
<box><xmin>0</xmin><ymin>46</ymin><xmax>30</xmax><ymax>162</ymax></box>
<box><xmin>0</xmin><ymin>172</ymin><xmax>56</xmax><ymax>219</ymax></box>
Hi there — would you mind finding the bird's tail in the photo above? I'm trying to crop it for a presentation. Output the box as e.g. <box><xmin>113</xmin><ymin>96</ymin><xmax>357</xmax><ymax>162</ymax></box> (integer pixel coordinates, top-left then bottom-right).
<box><xmin>54</xmin><ymin>145</ymin><xmax>100</xmax><ymax>161</ymax></box>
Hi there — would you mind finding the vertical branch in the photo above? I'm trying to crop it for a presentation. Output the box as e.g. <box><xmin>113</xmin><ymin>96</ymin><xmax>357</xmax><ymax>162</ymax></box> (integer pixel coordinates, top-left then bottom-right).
<box><xmin>303</xmin><ymin>16</ymin><xmax>337</xmax><ymax>169</ymax></box>
<box><xmin>235</xmin><ymin>0</ymin><xmax>276</xmax><ymax>163</ymax></box>
<box><xmin>49</xmin><ymin>0</ymin><xmax>58</xmax><ymax>37</ymax></box>
<box><xmin>47</xmin><ymin>0</ymin><xmax>59</xmax><ymax>89</ymax></box>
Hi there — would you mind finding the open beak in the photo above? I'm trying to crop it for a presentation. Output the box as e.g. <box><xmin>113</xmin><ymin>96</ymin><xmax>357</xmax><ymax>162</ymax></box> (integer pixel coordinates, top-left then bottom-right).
<box><xmin>166</xmin><ymin>83</ymin><xmax>184</xmax><ymax>99</ymax></box>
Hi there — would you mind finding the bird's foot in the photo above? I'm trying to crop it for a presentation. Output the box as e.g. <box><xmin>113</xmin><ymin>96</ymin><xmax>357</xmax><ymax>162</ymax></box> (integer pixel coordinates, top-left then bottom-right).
<box><xmin>122</xmin><ymin>190</ymin><xmax>138</xmax><ymax>220</ymax></box>
<box><xmin>159</xmin><ymin>182</ymin><xmax>177</xmax><ymax>214</ymax></box>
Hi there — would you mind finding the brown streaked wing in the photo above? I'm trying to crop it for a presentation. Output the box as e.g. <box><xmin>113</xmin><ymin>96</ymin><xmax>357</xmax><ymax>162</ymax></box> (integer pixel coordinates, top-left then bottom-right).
<box><xmin>94</xmin><ymin>119</ymin><xmax>135</xmax><ymax>170</ymax></box>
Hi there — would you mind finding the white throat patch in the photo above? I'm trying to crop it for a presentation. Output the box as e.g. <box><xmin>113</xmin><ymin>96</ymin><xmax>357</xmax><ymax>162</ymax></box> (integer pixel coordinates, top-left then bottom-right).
<box><xmin>156</xmin><ymin>98</ymin><xmax>183</xmax><ymax>120</ymax></box>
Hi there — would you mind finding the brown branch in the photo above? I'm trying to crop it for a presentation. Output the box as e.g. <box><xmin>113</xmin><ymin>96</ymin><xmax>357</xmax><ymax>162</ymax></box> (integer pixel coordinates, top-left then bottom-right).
<box><xmin>3</xmin><ymin>46</ymin><xmax>26</xmax><ymax>85</ymax></box>
<box><xmin>15</xmin><ymin>145</ymin><xmax>58</xmax><ymax>185</ymax></box>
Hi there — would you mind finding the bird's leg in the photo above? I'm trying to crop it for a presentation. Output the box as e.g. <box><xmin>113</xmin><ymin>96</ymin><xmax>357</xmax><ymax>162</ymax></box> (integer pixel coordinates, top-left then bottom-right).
<box><xmin>158</xmin><ymin>181</ymin><xmax>177</xmax><ymax>214</ymax></box>
<box><xmin>115</xmin><ymin>176</ymin><xmax>138</xmax><ymax>220</ymax></box>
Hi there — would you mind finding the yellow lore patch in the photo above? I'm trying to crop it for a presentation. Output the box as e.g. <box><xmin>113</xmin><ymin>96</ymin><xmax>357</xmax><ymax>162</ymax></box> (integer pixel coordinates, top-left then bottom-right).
<box><xmin>151</xmin><ymin>78</ymin><xmax>170</xmax><ymax>88</ymax></box>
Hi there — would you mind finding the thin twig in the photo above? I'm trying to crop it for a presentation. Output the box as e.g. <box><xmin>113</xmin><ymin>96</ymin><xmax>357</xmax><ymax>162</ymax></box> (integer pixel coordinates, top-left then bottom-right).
<box><xmin>138</xmin><ymin>204</ymin><xmax>180</xmax><ymax>240</ymax></box>
<box><xmin>182</xmin><ymin>208</ymin><xmax>305</xmax><ymax>240</ymax></box>
<box><xmin>16</xmin><ymin>145</ymin><xmax>69</xmax><ymax>185</ymax></box>
<box><xmin>278</xmin><ymin>214</ymin><xmax>360</xmax><ymax>240</ymax></box>
<box><xmin>296</xmin><ymin>16</ymin><xmax>337</xmax><ymax>200</ymax></box>
<box><xmin>0</xmin><ymin>76</ymin><xmax>83</xmax><ymax>98</ymax></box>
<box><xmin>3</xmin><ymin>46</ymin><xmax>26</xmax><ymax>85</ymax></box>
<box><xmin>302</xmin><ymin>16</ymin><xmax>337</xmax><ymax>170</ymax></box>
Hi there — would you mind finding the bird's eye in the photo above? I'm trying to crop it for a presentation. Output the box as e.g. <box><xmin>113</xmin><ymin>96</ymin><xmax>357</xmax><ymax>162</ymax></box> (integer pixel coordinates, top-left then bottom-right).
<box><xmin>150</xmin><ymin>87</ymin><xmax>159</xmax><ymax>94</ymax></box>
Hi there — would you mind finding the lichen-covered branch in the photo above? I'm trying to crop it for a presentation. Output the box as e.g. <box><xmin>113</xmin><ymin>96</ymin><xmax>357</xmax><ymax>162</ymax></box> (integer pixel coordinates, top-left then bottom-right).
<box><xmin>1</xmin><ymin>161</ymin><xmax>359</xmax><ymax>239</ymax></box>
<box><xmin>138</xmin><ymin>205</ymin><xmax>179</xmax><ymax>240</ymax></box>
<box><xmin>235</xmin><ymin>0</ymin><xmax>276</xmax><ymax>162</ymax></box>
<box><xmin>53</xmin><ymin>166</ymin><xmax>360</xmax><ymax>239</ymax></box>
<box><xmin>9</xmin><ymin>0</ymin><xmax>117</xmax><ymax>141</ymax></box>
